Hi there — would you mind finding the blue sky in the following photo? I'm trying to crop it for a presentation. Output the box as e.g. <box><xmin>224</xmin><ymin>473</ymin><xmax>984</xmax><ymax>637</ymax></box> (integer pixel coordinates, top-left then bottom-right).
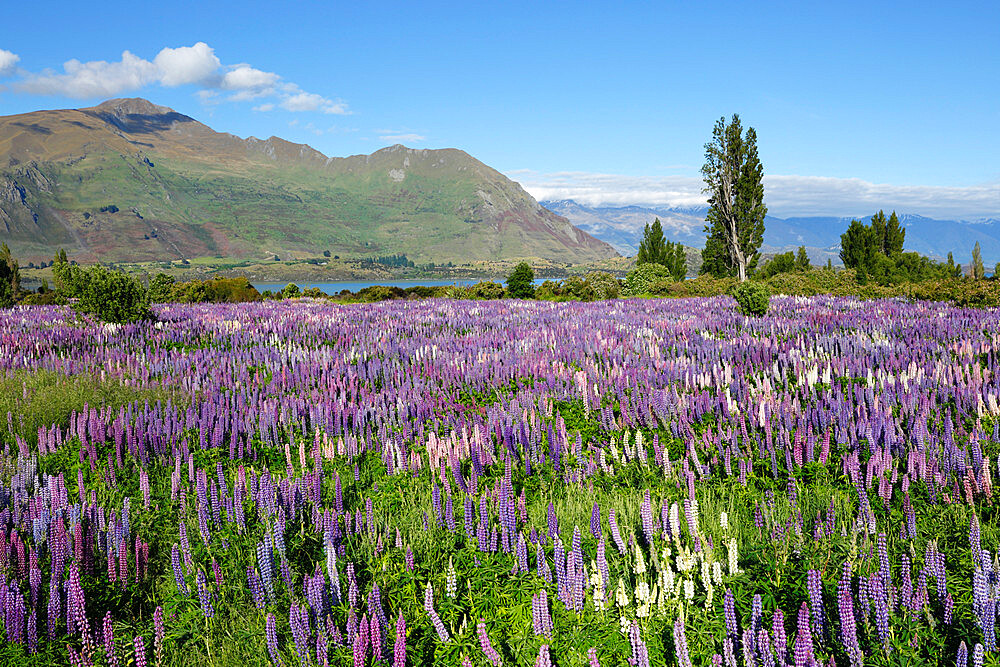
<box><xmin>0</xmin><ymin>1</ymin><xmax>997</xmax><ymax>218</ymax></box>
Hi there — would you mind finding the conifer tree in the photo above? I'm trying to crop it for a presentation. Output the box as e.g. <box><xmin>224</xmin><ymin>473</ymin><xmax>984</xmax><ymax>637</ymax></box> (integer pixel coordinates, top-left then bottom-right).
<box><xmin>700</xmin><ymin>115</ymin><xmax>766</xmax><ymax>282</ymax></box>
<box><xmin>636</xmin><ymin>218</ymin><xmax>667</xmax><ymax>266</ymax></box>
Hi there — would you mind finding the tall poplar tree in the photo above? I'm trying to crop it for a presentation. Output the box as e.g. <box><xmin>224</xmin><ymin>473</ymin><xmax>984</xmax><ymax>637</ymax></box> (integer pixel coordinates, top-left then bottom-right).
<box><xmin>972</xmin><ymin>241</ymin><xmax>985</xmax><ymax>280</ymax></box>
<box><xmin>700</xmin><ymin>115</ymin><xmax>767</xmax><ymax>282</ymax></box>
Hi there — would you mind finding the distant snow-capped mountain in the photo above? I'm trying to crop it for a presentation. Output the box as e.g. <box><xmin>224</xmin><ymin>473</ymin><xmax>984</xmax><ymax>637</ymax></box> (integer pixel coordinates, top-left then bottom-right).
<box><xmin>542</xmin><ymin>199</ymin><xmax>1000</xmax><ymax>264</ymax></box>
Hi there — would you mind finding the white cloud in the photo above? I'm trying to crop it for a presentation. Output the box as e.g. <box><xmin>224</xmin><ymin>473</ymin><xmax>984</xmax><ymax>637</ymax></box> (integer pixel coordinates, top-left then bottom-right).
<box><xmin>0</xmin><ymin>49</ymin><xmax>19</xmax><ymax>76</ymax></box>
<box><xmin>221</xmin><ymin>64</ymin><xmax>280</xmax><ymax>96</ymax></box>
<box><xmin>379</xmin><ymin>133</ymin><xmax>426</xmax><ymax>144</ymax></box>
<box><xmin>510</xmin><ymin>169</ymin><xmax>1000</xmax><ymax>219</ymax></box>
<box><xmin>20</xmin><ymin>50</ymin><xmax>159</xmax><ymax>98</ymax></box>
<box><xmin>10</xmin><ymin>43</ymin><xmax>348</xmax><ymax>115</ymax></box>
<box><xmin>153</xmin><ymin>42</ymin><xmax>220</xmax><ymax>86</ymax></box>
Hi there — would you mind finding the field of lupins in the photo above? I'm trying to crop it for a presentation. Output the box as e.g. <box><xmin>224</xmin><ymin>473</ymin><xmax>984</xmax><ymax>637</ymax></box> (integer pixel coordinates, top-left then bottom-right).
<box><xmin>1</xmin><ymin>296</ymin><xmax>1000</xmax><ymax>666</ymax></box>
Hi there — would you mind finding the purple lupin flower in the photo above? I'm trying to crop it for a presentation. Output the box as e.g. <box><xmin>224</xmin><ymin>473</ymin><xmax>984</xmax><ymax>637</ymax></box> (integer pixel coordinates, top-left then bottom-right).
<box><xmin>535</xmin><ymin>644</ymin><xmax>552</xmax><ymax>667</ymax></box>
<box><xmin>536</xmin><ymin>542</ymin><xmax>552</xmax><ymax>584</ymax></box>
<box><xmin>134</xmin><ymin>636</ymin><xmax>148</xmax><ymax>667</ymax></box>
<box><xmin>972</xmin><ymin>643</ymin><xmax>984</xmax><ymax>667</ymax></box>
<box><xmin>957</xmin><ymin>641</ymin><xmax>968</xmax><ymax>667</ymax></box>
<box><xmin>724</xmin><ymin>589</ymin><xmax>739</xmax><ymax>644</ymax></box>
<box><xmin>153</xmin><ymin>606</ymin><xmax>165</xmax><ymax>667</ymax></box>
<box><xmin>393</xmin><ymin>611</ymin><xmax>406</xmax><ymax>667</ymax></box>
<box><xmin>171</xmin><ymin>544</ymin><xmax>188</xmax><ymax>595</ymax></box>
<box><xmin>807</xmin><ymin>569</ymin><xmax>825</xmax><ymax>640</ymax></box>
<box><xmin>266</xmin><ymin>613</ymin><xmax>280</xmax><ymax>665</ymax></box>
<box><xmin>794</xmin><ymin>602</ymin><xmax>814</xmax><ymax>666</ymax></box>
<box><xmin>196</xmin><ymin>570</ymin><xmax>215</xmax><ymax>618</ymax></box>
<box><xmin>673</xmin><ymin>617</ymin><xmax>693</xmax><ymax>667</ymax></box>
<box><xmin>587</xmin><ymin>647</ymin><xmax>601</xmax><ymax>667</ymax></box>
<box><xmin>476</xmin><ymin>620</ymin><xmax>502</xmax><ymax>666</ymax></box>
<box><xmin>352</xmin><ymin>613</ymin><xmax>369</xmax><ymax>667</ymax></box>
<box><xmin>590</xmin><ymin>502</ymin><xmax>602</xmax><ymax>541</ymax></box>
<box><xmin>628</xmin><ymin>621</ymin><xmax>652</xmax><ymax>667</ymax></box>
<box><xmin>423</xmin><ymin>584</ymin><xmax>450</xmax><ymax>643</ymax></box>
<box><xmin>837</xmin><ymin>564</ymin><xmax>862</xmax><ymax>667</ymax></box>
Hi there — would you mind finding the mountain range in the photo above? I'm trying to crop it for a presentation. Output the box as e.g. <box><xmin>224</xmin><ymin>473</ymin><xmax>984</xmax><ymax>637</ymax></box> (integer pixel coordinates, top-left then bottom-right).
<box><xmin>542</xmin><ymin>200</ymin><xmax>1000</xmax><ymax>264</ymax></box>
<box><xmin>0</xmin><ymin>98</ymin><xmax>617</xmax><ymax>264</ymax></box>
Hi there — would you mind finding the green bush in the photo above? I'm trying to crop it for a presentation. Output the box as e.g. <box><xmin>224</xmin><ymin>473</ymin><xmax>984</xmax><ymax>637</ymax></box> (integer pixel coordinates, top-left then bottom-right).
<box><xmin>561</xmin><ymin>276</ymin><xmax>595</xmax><ymax>301</ymax></box>
<box><xmin>281</xmin><ymin>283</ymin><xmax>301</xmax><ymax>299</ymax></box>
<box><xmin>585</xmin><ymin>271</ymin><xmax>621</xmax><ymax>300</ymax></box>
<box><xmin>731</xmin><ymin>280</ymin><xmax>770</xmax><ymax>317</ymax></box>
<box><xmin>148</xmin><ymin>273</ymin><xmax>176</xmax><ymax>303</ymax></box>
<box><xmin>468</xmin><ymin>281</ymin><xmax>506</xmax><ymax>300</ymax></box>
<box><xmin>506</xmin><ymin>262</ymin><xmax>536</xmax><ymax>298</ymax></box>
<box><xmin>623</xmin><ymin>263</ymin><xmax>672</xmax><ymax>296</ymax></box>
<box><xmin>72</xmin><ymin>265</ymin><xmax>152</xmax><ymax>324</ymax></box>
<box><xmin>301</xmin><ymin>287</ymin><xmax>325</xmax><ymax>298</ymax></box>
<box><xmin>170</xmin><ymin>277</ymin><xmax>261</xmax><ymax>303</ymax></box>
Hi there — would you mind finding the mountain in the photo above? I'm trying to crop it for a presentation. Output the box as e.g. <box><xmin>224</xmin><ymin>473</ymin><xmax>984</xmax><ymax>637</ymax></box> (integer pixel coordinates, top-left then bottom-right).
<box><xmin>543</xmin><ymin>199</ymin><xmax>1000</xmax><ymax>264</ymax></box>
<box><xmin>0</xmin><ymin>99</ymin><xmax>617</xmax><ymax>264</ymax></box>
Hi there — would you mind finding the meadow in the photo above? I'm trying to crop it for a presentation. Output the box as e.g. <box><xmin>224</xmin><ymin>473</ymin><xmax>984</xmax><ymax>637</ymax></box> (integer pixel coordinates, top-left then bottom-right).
<box><xmin>1</xmin><ymin>295</ymin><xmax>999</xmax><ymax>666</ymax></box>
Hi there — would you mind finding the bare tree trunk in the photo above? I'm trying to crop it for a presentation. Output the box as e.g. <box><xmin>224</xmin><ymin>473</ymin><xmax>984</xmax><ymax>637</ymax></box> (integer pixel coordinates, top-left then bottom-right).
<box><xmin>718</xmin><ymin>168</ymin><xmax>747</xmax><ymax>282</ymax></box>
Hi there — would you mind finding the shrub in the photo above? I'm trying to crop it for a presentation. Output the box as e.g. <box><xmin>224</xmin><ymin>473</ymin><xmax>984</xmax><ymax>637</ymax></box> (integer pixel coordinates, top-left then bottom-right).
<box><xmin>301</xmin><ymin>287</ymin><xmax>325</xmax><ymax>298</ymax></box>
<box><xmin>357</xmin><ymin>285</ymin><xmax>406</xmax><ymax>302</ymax></box>
<box><xmin>561</xmin><ymin>276</ymin><xmax>595</xmax><ymax>301</ymax></box>
<box><xmin>506</xmin><ymin>262</ymin><xmax>536</xmax><ymax>299</ymax></box>
<box><xmin>585</xmin><ymin>271</ymin><xmax>621</xmax><ymax>300</ymax></box>
<box><xmin>731</xmin><ymin>280</ymin><xmax>770</xmax><ymax>317</ymax></box>
<box><xmin>535</xmin><ymin>280</ymin><xmax>562</xmax><ymax>300</ymax></box>
<box><xmin>468</xmin><ymin>281</ymin><xmax>506</xmax><ymax>300</ymax></box>
<box><xmin>281</xmin><ymin>283</ymin><xmax>301</xmax><ymax>299</ymax></box>
<box><xmin>171</xmin><ymin>277</ymin><xmax>261</xmax><ymax>303</ymax></box>
<box><xmin>74</xmin><ymin>265</ymin><xmax>152</xmax><ymax>323</ymax></box>
<box><xmin>623</xmin><ymin>263</ymin><xmax>672</xmax><ymax>296</ymax></box>
<box><xmin>148</xmin><ymin>273</ymin><xmax>176</xmax><ymax>303</ymax></box>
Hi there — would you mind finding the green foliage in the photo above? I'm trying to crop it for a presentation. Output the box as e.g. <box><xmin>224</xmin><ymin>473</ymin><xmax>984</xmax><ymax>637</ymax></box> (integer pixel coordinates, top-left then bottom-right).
<box><xmin>636</xmin><ymin>218</ymin><xmax>667</xmax><ymax>266</ymax></box>
<box><xmin>451</xmin><ymin>281</ymin><xmax>506</xmax><ymax>300</ymax></box>
<box><xmin>505</xmin><ymin>262</ymin><xmax>536</xmax><ymax>299</ymax></box>
<box><xmin>731</xmin><ymin>280</ymin><xmax>770</xmax><ymax>316</ymax></box>
<box><xmin>0</xmin><ymin>242</ymin><xmax>20</xmax><ymax>297</ymax></box>
<box><xmin>700</xmin><ymin>114</ymin><xmax>767</xmax><ymax>281</ymax></box>
<box><xmin>281</xmin><ymin>283</ymin><xmax>301</xmax><ymax>299</ymax></box>
<box><xmin>972</xmin><ymin>241</ymin><xmax>985</xmax><ymax>280</ymax></box>
<box><xmin>169</xmin><ymin>277</ymin><xmax>261</xmax><ymax>303</ymax></box>
<box><xmin>795</xmin><ymin>246</ymin><xmax>810</xmax><ymax>271</ymax></box>
<box><xmin>60</xmin><ymin>264</ymin><xmax>152</xmax><ymax>323</ymax></box>
<box><xmin>622</xmin><ymin>263</ymin><xmax>672</xmax><ymax>296</ymax></box>
<box><xmin>560</xmin><ymin>275</ymin><xmax>595</xmax><ymax>301</ymax></box>
<box><xmin>757</xmin><ymin>251</ymin><xmax>795</xmax><ymax>279</ymax></box>
<box><xmin>584</xmin><ymin>271</ymin><xmax>621</xmax><ymax>300</ymax></box>
<box><xmin>0</xmin><ymin>256</ymin><xmax>13</xmax><ymax>308</ymax></box>
<box><xmin>148</xmin><ymin>273</ymin><xmax>176</xmax><ymax>303</ymax></box>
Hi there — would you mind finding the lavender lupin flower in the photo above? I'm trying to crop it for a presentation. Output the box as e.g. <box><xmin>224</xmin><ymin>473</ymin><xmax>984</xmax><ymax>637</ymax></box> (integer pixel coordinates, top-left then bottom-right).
<box><xmin>794</xmin><ymin>602</ymin><xmax>814</xmax><ymax>666</ymax></box>
<box><xmin>674</xmin><ymin>617</ymin><xmax>693</xmax><ymax>667</ymax></box>
<box><xmin>153</xmin><ymin>606</ymin><xmax>165</xmax><ymax>667</ymax></box>
<box><xmin>393</xmin><ymin>611</ymin><xmax>406</xmax><ymax>667</ymax></box>
<box><xmin>807</xmin><ymin>569</ymin><xmax>825</xmax><ymax>640</ymax></box>
<box><xmin>476</xmin><ymin>620</ymin><xmax>502</xmax><ymax>666</ymax></box>
<box><xmin>134</xmin><ymin>636</ymin><xmax>148</xmax><ymax>667</ymax></box>
<box><xmin>104</xmin><ymin>611</ymin><xmax>119</xmax><ymax>667</ymax></box>
<box><xmin>973</xmin><ymin>643</ymin><xmax>984</xmax><ymax>667</ymax></box>
<box><xmin>266</xmin><ymin>613</ymin><xmax>280</xmax><ymax>665</ymax></box>
<box><xmin>535</xmin><ymin>644</ymin><xmax>552</xmax><ymax>667</ymax></box>
<box><xmin>628</xmin><ymin>621</ymin><xmax>652</xmax><ymax>667</ymax></box>
<box><xmin>587</xmin><ymin>647</ymin><xmax>601</xmax><ymax>667</ymax></box>
<box><xmin>957</xmin><ymin>641</ymin><xmax>968</xmax><ymax>667</ymax></box>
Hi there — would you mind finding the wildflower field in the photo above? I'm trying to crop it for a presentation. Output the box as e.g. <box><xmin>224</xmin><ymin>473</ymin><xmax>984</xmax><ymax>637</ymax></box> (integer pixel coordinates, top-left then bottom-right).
<box><xmin>2</xmin><ymin>296</ymin><xmax>1000</xmax><ymax>666</ymax></box>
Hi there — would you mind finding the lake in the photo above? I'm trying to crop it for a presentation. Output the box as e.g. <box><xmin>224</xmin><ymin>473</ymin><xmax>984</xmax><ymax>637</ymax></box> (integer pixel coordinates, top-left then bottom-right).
<box><xmin>252</xmin><ymin>278</ymin><xmax>555</xmax><ymax>295</ymax></box>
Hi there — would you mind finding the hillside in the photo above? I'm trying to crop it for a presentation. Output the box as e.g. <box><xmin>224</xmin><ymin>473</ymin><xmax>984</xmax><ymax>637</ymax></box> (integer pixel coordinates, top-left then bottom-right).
<box><xmin>544</xmin><ymin>199</ymin><xmax>1000</xmax><ymax>264</ymax></box>
<box><xmin>0</xmin><ymin>99</ymin><xmax>617</xmax><ymax>264</ymax></box>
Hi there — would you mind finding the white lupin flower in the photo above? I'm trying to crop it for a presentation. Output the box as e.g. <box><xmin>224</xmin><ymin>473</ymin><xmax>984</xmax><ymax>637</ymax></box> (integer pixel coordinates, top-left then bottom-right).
<box><xmin>669</xmin><ymin>503</ymin><xmax>681</xmax><ymax>540</ymax></box>
<box><xmin>684</xmin><ymin>579</ymin><xmax>695</xmax><ymax>601</ymax></box>
<box><xmin>727</xmin><ymin>538</ymin><xmax>740</xmax><ymax>575</ymax></box>
<box><xmin>616</xmin><ymin>578</ymin><xmax>630</xmax><ymax>608</ymax></box>
<box><xmin>712</xmin><ymin>561</ymin><xmax>723</xmax><ymax>585</ymax></box>
<box><xmin>719</xmin><ymin>511</ymin><xmax>729</xmax><ymax>531</ymax></box>
<box><xmin>634</xmin><ymin>543</ymin><xmax>647</xmax><ymax>575</ymax></box>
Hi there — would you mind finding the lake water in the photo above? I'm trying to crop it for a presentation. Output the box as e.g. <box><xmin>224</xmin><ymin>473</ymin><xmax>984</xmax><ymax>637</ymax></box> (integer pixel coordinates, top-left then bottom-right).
<box><xmin>252</xmin><ymin>278</ymin><xmax>554</xmax><ymax>295</ymax></box>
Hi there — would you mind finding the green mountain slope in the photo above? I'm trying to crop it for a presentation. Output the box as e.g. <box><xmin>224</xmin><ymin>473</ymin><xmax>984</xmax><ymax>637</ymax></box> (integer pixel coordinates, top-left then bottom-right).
<box><xmin>0</xmin><ymin>98</ymin><xmax>618</xmax><ymax>264</ymax></box>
